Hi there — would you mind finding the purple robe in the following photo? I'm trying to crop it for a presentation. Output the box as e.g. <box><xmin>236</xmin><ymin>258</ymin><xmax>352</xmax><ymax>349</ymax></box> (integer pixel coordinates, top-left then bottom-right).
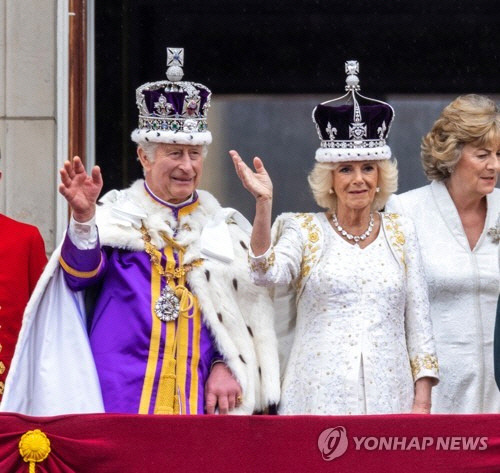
<box><xmin>60</xmin><ymin>194</ymin><xmax>219</xmax><ymax>414</ymax></box>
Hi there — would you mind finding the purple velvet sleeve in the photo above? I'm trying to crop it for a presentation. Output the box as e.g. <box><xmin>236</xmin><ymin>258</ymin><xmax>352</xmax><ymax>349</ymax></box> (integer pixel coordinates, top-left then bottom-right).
<box><xmin>212</xmin><ymin>350</ymin><xmax>223</xmax><ymax>364</ymax></box>
<box><xmin>209</xmin><ymin>329</ymin><xmax>224</xmax><ymax>368</ymax></box>
<box><xmin>60</xmin><ymin>232</ymin><xmax>108</xmax><ymax>291</ymax></box>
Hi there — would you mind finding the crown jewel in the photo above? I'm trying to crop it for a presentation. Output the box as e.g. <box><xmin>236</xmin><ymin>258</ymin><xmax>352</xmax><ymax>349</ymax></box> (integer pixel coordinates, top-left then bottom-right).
<box><xmin>166</xmin><ymin>47</ymin><xmax>184</xmax><ymax>81</ymax></box>
<box><xmin>312</xmin><ymin>60</ymin><xmax>395</xmax><ymax>163</ymax></box>
<box><xmin>131</xmin><ymin>47</ymin><xmax>212</xmax><ymax>146</ymax></box>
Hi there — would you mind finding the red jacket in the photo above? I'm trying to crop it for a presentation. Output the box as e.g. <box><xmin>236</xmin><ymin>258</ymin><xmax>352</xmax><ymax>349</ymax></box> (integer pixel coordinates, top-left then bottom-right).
<box><xmin>0</xmin><ymin>214</ymin><xmax>47</xmax><ymax>399</ymax></box>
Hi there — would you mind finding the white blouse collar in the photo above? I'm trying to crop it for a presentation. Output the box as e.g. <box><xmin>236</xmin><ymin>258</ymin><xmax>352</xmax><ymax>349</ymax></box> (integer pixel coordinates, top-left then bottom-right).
<box><xmin>430</xmin><ymin>180</ymin><xmax>498</xmax><ymax>252</ymax></box>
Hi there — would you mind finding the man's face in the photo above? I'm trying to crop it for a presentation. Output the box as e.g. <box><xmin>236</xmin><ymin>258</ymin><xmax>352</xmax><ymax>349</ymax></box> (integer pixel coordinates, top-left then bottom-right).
<box><xmin>139</xmin><ymin>144</ymin><xmax>204</xmax><ymax>203</ymax></box>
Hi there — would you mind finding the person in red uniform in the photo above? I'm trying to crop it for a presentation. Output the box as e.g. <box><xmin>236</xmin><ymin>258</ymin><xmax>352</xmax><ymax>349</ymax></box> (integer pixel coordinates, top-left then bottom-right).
<box><xmin>0</xmin><ymin>158</ymin><xmax>47</xmax><ymax>401</ymax></box>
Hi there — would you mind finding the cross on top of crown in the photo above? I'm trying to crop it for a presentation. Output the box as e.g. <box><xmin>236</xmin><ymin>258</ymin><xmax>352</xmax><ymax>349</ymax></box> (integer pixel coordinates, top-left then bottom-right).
<box><xmin>166</xmin><ymin>47</ymin><xmax>184</xmax><ymax>82</ymax></box>
<box><xmin>345</xmin><ymin>60</ymin><xmax>360</xmax><ymax>91</ymax></box>
<box><xmin>167</xmin><ymin>48</ymin><xmax>184</xmax><ymax>67</ymax></box>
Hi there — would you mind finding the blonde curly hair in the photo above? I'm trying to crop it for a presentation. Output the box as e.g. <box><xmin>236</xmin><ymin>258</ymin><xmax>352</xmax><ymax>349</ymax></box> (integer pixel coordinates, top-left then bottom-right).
<box><xmin>308</xmin><ymin>159</ymin><xmax>398</xmax><ymax>211</ymax></box>
<box><xmin>421</xmin><ymin>94</ymin><xmax>500</xmax><ymax>181</ymax></box>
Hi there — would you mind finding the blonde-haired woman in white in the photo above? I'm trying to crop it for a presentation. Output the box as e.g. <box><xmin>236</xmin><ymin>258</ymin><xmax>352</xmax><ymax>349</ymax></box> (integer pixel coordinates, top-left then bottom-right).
<box><xmin>387</xmin><ymin>94</ymin><xmax>500</xmax><ymax>413</ymax></box>
<box><xmin>232</xmin><ymin>62</ymin><xmax>439</xmax><ymax>415</ymax></box>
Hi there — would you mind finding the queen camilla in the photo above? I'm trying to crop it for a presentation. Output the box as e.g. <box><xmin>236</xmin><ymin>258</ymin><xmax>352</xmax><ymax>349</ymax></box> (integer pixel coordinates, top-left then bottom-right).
<box><xmin>232</xmin><ymin>61</ymin><xmax>439</xmax><ymax>415</ymax></box>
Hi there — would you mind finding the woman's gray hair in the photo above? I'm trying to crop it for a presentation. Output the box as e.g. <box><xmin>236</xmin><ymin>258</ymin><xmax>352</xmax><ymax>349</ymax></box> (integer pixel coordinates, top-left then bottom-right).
<box><xmin>308</xmin><ymin>159</ymin><xmax>398</xmax><ymax>211</ymax></box>
<box><xmin>421</xmin><ymin>94</ymin><xmax>500</xmax><ymax>181</ymax></box>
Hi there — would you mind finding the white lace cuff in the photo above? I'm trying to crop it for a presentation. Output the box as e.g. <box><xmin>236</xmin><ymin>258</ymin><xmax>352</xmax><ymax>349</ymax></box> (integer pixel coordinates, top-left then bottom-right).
<box><xmin>410</xmin><ymin>353</ymin><xmax>439</xmax><ymax>383</ymax></box>
<box><xmin>248</xmin><ymin>246</ymin><xmax>275</xmax><ymax>275</ymax></box>
<box><xmin>68</xmin><ymin>215</ymin><xmax>98</xmax><ymax>250</ymax></box>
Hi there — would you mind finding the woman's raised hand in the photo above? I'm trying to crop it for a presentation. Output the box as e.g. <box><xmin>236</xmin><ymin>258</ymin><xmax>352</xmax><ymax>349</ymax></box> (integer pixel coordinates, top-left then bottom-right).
<box><xmin>230</xmin><ymin>150</ymin><xmax>273</xmax><ymax>202</ymax></box>
<box><xmin>59</xmin><ymin>156</ymin><xmax>103</xmax><ymax>222</ymax></box>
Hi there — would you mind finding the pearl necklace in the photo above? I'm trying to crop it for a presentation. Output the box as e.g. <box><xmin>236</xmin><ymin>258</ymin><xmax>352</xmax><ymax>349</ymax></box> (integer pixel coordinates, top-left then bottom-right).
<box><xmin>331</xmin><ymin>213</ymin><xmax>374</xmax><ymax>244</ymax></box>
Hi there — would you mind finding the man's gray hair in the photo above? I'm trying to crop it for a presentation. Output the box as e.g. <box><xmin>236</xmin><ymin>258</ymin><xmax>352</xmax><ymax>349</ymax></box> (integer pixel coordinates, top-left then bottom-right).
<box><xmin>137</xmin><ymin>142</ymin><xmax>208</xmax><ymax>162</ymax></box>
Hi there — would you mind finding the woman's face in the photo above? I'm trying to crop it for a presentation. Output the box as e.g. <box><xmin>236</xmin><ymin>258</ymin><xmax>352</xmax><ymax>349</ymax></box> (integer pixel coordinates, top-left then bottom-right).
<box><xmin>331</xmin><ymin>161</ymin><xmax>379</xmax><ymax>212</ymax></box>
<box><xmin>450</xmin><ymin>141</ymin><xmax>500</xmax><ymax>198</ymax></box>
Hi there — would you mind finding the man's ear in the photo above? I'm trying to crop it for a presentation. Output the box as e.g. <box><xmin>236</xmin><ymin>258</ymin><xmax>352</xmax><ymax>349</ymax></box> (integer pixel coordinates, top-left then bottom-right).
<box><xmin>137</xmin><ymin>147</ymin><xmax>151</xmax><ymax>172</ymax></box>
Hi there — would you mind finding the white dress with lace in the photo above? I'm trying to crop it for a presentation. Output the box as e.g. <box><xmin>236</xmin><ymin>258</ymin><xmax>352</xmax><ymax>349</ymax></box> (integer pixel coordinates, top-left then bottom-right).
<box><xmin>250</xmin><ymin>212</ymin><xmax>438</xmax><ymax>415</ymax></box>
<box><xmin>387</xmin><ymin>181</ymin><xmax>500</xmax><ymax>413</ymax></box>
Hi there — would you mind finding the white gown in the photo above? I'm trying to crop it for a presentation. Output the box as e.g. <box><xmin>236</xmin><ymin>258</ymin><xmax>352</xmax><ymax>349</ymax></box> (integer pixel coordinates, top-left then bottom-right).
<box><xmin>387</xmin><ymin>181</ymin><xmax>500</xmax><ymax>413</ymax></box>
<box><xmin>250</xmin><ymin>212</ymin><xmax>438</xmax><ymax>415</ymax></box>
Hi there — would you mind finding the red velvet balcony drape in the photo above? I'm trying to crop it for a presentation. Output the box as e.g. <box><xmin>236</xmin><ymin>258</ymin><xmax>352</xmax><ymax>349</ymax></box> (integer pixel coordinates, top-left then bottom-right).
<box><xmin>1</xmin><ymin>413</ymin><xmax>499</xmax><ymax>472</ymax></box>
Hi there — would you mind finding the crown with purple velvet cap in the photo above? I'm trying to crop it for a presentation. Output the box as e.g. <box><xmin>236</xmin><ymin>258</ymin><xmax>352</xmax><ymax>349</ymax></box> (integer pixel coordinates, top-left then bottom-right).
<box><xmin>312</xmin><ymin>60</ymin><xmax>395</xmax><ymax>163</ymax></box>
<box><xmin>131</xmin><ymin>47</ymin><xmax>212</xmax><ymax>146</ymax></box>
